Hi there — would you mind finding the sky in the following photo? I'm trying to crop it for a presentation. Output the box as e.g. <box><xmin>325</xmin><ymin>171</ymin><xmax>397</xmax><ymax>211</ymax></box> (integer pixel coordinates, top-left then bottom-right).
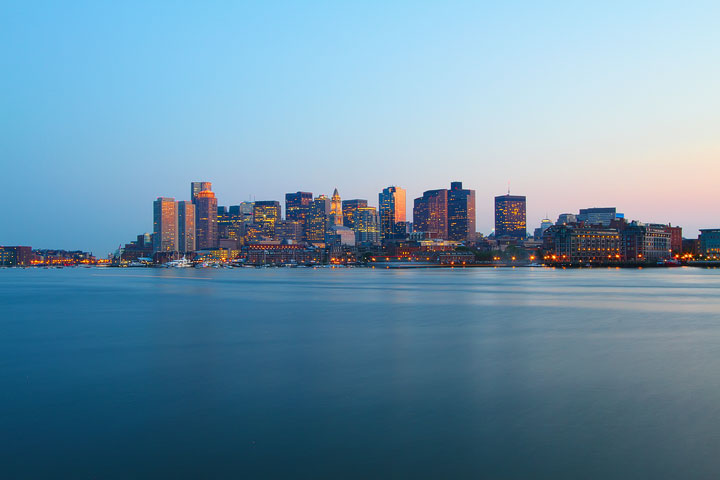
<box><xmin>2</xmin><ymin>1</ymin><xmax>719</xmax><ymax>255</ymax></box>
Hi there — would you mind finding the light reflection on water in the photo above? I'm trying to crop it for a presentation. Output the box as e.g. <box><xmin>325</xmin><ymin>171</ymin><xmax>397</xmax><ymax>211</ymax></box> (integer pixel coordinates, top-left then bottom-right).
<box><xmin>1</xmin><ymin>267</ymin><xmax>720</xmax><ymax>479</ymax></box>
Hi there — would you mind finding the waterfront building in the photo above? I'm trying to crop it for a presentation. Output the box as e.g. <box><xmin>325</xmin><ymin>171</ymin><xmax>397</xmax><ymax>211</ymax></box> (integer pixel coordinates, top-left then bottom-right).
<box><xmin>330</xmin><ymin>188</ymin><xmax>343</xmax><ymax>226</ymax></box>
<box><xmin>494</xmin><ymin>194</ymin><xmax>527</xmax><ymax>239</ymax></box>
<box><xmin>153</xmin><ymin>197</ymin><xmax>178</xmax><ymax>253</ymax></box>
<box><xmin>177</xmin><ymin>201</ymin><xmax>196</xmax><ymax>253</ymax></box>
<box><xmin>447</xmin><ymin>181</ymin><xmax>476</xmax><ymax>241</ymax></box>
<box><xmin>577</xmin><ymin>207</ymin><xmax>619</xmax><ymax>226</ymax></box>
<box><xmin>0</xmin><ymin>246</ymin><xmax>34</xmax><ymax>266</ymax></box>
<box><xmin>664</xmin><ymin>225</ymin><xmax>683</xmax><ymax>256</ymax></box>
<box><xmin>379</xmin><ymin>186</ymin><xmax>406</xmax><ymax>239</ymax></box>
<box><xmin>414</xmin><ymin>189</ymin><xmax>449</xmax><ymax>239</ymax></box>
<box><xmin>285</xmin><ymin>192</ymin><xmax>313</xmax><ymax>223</ymax></box>
<box><xmin>306</xmin><ymin>195</ymin><xmax>331</xmax><ymax>245</ymax></box>
<box><xmin>354</xmin><ymin>206</ymin><xmax>381</xmax><ymax>245</ymax></box>
<box><xmin>195</xmin><ymin>190</ymin><xmax>218</xmax><ymax>249</ymax></box>
<box><xmin>342</xmin><ymin>199</ymin><xmax>368</xmax><ymax>230</ymax></box>
<box><xmin>544</xmin><ymin>225</ymin><xmax>621</xmax><ymax>263</ymax></box>
<box><xmin>621</xmin><ymin>222</ymin><xmax>672</xmax><ymax>261</ymax></box>
<box><xmin>245</xmin><ymin>243</ymin><xmax>324</xmax><ymax>265</ymax></box>
<box><xmin>121</xmin><ymin>234</ymin><xmax>153</xmax><ymax>262</ymax></box>
<box><xmin>191</xmin><ymin>181</ymin><xmax>212</xmax><ymax>201</ymax></box>
<box><xmin>253</xmin><ymin>201</ymin><xmax>281</xmax><ymax>238</ymax></box>
<box><xmin>699</xmin><ymin>229</ymin><xmax>720</xmax><ymax>257</ymax></box>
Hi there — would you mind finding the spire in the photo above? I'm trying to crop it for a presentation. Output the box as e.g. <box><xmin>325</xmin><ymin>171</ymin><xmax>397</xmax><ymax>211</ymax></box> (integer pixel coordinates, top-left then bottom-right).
<box><xmin>333</xmin><ymin>188</ymin><xmax>339</xmax><ymax>197</ymax></box>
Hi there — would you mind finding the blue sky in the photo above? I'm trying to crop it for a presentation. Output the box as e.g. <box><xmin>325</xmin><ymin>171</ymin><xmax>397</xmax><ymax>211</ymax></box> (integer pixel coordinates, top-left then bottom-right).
<box><xmin>2</xmin><ymin>1</ymin><xmax>719</xmax><ymax>254</ymax></box>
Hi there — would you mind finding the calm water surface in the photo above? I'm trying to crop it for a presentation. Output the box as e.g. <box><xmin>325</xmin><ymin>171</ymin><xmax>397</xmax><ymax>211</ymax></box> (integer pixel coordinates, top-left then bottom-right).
<box><xmin>2</xmin><ymin>267</ymin><xmax>720</xmax><ymax>479</ymax></box>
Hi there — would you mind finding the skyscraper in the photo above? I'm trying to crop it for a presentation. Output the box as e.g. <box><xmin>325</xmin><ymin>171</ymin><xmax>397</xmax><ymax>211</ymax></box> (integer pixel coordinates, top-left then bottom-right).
<box><xmin>306</xmin><ymin>195</ymin><xmax>331</xmax><ymax>245</ymax></box>
<box><xmin>153</xmin><ymin>197</ymin><xmax>178</xmax><ymax>253</ymax></box>
<box><xmin>379</xmin><ymin>186</ymin><xmax>406</xmax><ymax>239</ymax></box>
<box><xmin>285</xmin><ymin>192</ymin><xmax>313</xmax><ymax>222</ymax></box>
<box><xmin>342</xmin><ymin>199</ymin><xmax>368</xmax><ymax>229</ymax></box>
<box><xmin>191</xmin><ymin>181</ymin><xmax>212</xmax><ymax>201</ymax></box>
<box><xmin>413</xmin><ymin>189</ymin><xmax>448</xmax><ymax>239</ymax></box>
<box><xmin>354</xmin><ymin>206</ymin><xmax>381</xmax><ymax>245</ymax></box>
<box><xmin>330</xmin><ymin>188</ymin><xmax>343</xmax><ymax>226</ymax></box>
<box><xmin>195</xmin><ymin>189</ymin><xmax>218</xmax><ymax>249</ymax></box>
<box><xmin>253</xmin><ymin>201</ymin><xmax>281</xmax><ymax>238</ymax></box>
<box><xmin>177</xmin><ymin>201</ymin><xmax>196</xmax><ymax>253</ymax></box>
<box><xmin>447</xmin><ymin>181</ymin><xmax>476</xmax><ymax>241</ymax></box>
<box><xmin>494</xmin><ymin>194</ymin><xmax>527</xmax><ymax>239</ymax></box>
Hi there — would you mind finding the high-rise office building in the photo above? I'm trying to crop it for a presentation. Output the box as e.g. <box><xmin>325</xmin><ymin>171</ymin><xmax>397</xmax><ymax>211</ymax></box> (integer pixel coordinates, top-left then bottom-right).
<box><xmin>447</xmin><ymin>181</ymin><xmax>476</xmax><ymax>241</ymax></box>
<box><xmin>285</xmin><ymin>192</ymin><xmax>313</xmax><ymax>222</ymax></box>
<box><xmin>413</xmin><ymin>189</ymin><xmax>448</xmax><ymax>239</ymax></box>
<box><xmin>191</xmin><ymin>182</ymin><xmax>212</xmax><ymax>201</ymax></box>
<box><xmin>232</xmin><ymin>202</ymin><xmax>255</xmax><ymax>224</ymax></box>
<box><xmin>379</xmin><ymin>186</ymin><xmax>406</xmax><ymax>239</ymax></box>
<box><xmin>277</xmin><ymin>220</ymin><xmax>303</xmax><ymax>243</ymax></box>
<box><xmin>306</xmin><ymin>195</ymin><xmax>331</xmax><ymax>245</ymax></box>
<box><xmin>220</xmin><ymin>206</ymin><xmax>246</xmax><ymax>243</ymax></box>
<box><xmin>153</xmin><ymin>197</ymin><xmax>178</xmax><ymax>253</ymax></box>
<box><xmin>354</xmin><ymin>206</ymin><xmax>381</xmax><ymax>245</ymax></box>
<box><xmin>577</xmin><ymin>207</ymin><xmax>618</xmax><ymax>226</ymax></box>
<box><xmin>195</xmin><ymin>190</ymin><xmax>218</xmax><ymax>249</ymax></box>
<box><xmin>494</xmin><ymin>194</ymin><xmax>527</xmax><ymax>239</ymax></box>
<box><xmin>177</xmin><ymin>201</ymin><xmax>196</xmax><ymax>253</ymax></box>
<box><xmin>253</xmin><ymin>201</ymin><xmax>281</xmax><ymax>238</ymax></box>
<box><xmin>342</xmin><ymin>199</ymin><xmax>368</xmax><ymax>229</ymax></box>
<box><xmin>330</xmin><ymin>188</ymin><xmax>343</xmax><ymax>226</ymax></box>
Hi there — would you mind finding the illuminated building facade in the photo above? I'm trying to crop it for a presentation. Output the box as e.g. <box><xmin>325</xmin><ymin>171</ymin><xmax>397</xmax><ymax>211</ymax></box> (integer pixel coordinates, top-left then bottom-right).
<box><xmin>177</xmin><ymin>201</ymin><xmax>196</xmax><ymax>253</ymax></box>
<box><xmin>306</xmin><ymin>195</ymin><xmax>331</xmax><ymax>245</ymax></box>
<box><xmin>413</xmin><ymin>189</ymin><xmax>448</xmax><ymax>239</ymax></box>
<box><xmin>354</xmin><ymin>207</ymin><xmax>381</xmax><ymax>245</ymax></box>
<box><xmin>195</xmin><ymin>190</ymin><xmax>218</xmax><ymax>249</ymax></box>
<box><xmin>191</xmin><ymin>181</ymin><xmax>212</xmax><ymax>201</ymax></box>
<box><xmin>664</xmin><ymin>225</ymin><xmax>682</xmax><ymax>255</ymax></box>
<box><xmin>494</xmin><ymin>194</ymin><xmax>526</xmax><ymax>239</ymax></box>
<box><xmin>0</xmin><ymin>246</ymin><xmax>34</xmax><ymax>266</ymax></box>
<box><xmin>153</xmin><ymin>197</ymin><xmax>178</xmax><ymax>253</ymax></box>
<box><xmin>330</xmin><ymin>188</ymin><xmax>343</xmax><ymax>226</ymax></box>
<box><xmin>342</xmin><ymin>199</ymin><xmax>368</xmax><ymax>229</ymax></box>
<box><xmin>277</xmin><ymin>220</ymin><xmax>303</xmax><ymax>243</ymax></box>
<box><xmin>621</xmin><ymin>222</ymin><xmax>672</xmax><ymax>261</ymax></box>
<box><xmin>253</xmin><ymin>201</ymin><xmax>281</xmax><ymax>238</ymax></box>
<box><xmin>544</xmin><ymin>225</ymin><xmax>621</xmax><ymax>263</ymax></box>
<box><xmin>219</xmin><ymin>206</ymin><xmax>246</xmax><ymax>244</ymax></box>
<box><xmin>233</xmin><ymin>202</ymin><xmax>255</xmax><ymax>224</ymax></box>
<box><xmin>379</xmin><ymin>186</ymin><xmax>406</xmax><ymax>239</ymax></box>
<box><xmin>447</xmin><ymin>181</ymin><xmax>476</xmax><ymax>241</ymax></box>
<box><xmin>700</xmin><ymin>229</ymin><xmax>720</xmax><ymax>257</ymax></box>
<box><xmin>285</xmin><ymin>192</ymin><xmax>313</xmax><ymax>225</ymax></box>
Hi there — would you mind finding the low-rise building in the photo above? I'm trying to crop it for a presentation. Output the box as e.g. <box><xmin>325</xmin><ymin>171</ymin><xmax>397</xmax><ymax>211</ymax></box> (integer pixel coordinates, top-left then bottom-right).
<box><xmin>699</xmin><ymin>229</ymin><xmax>720</xmax><ymax>258</ymax></box>
<box><xmin>0</xmin><ymin>246</ymin><xmax>34</xmax><ymax>266</ymax></box>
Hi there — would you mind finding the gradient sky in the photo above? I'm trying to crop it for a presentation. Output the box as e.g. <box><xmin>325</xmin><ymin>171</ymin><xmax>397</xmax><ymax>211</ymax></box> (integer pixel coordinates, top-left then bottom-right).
<box><xmin>2</xmin><ymin>1</ymin><xmax>719</xmax><ymax>254</ymax></box>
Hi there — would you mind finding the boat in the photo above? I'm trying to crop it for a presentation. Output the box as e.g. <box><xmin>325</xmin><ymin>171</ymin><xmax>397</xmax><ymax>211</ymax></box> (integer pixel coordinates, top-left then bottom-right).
<box><xmin>166</xmin><ymin>256</ymin><xmax>192</xmax><ymax>268</ymax></box>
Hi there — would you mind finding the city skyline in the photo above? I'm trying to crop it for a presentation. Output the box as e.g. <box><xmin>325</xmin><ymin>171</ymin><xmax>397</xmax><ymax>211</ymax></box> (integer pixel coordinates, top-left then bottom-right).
<box><xmin>3</xmin><ymin>2</ymin><xmax>719</xmax><ymax>254</ymax></box>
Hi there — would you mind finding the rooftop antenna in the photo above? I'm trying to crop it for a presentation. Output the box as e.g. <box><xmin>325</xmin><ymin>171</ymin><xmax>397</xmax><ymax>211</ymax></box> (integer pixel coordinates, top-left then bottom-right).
<box><xmin>507</xmin><ymin>181</ymin><xmax>510</xmax><ymax>195</ymax></box>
